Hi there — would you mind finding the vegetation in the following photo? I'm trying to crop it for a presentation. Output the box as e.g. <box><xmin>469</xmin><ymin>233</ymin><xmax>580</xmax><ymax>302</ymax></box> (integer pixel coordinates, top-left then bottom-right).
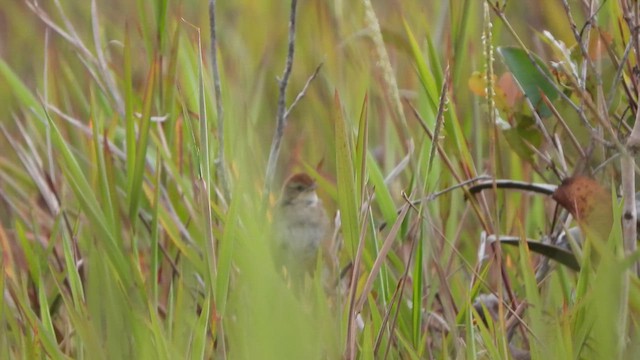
<box><xmin>1</xmin><ymin>0</ymin><xmax>640</xmax><ymax>358</ymax></box>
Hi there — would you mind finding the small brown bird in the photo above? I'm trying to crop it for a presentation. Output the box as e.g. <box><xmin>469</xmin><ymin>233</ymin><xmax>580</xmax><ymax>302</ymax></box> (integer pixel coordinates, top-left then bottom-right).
<box><xmin>272</xmin><ymin>173</ymin><xmax>330</xmax><ymax>286</ymax></box>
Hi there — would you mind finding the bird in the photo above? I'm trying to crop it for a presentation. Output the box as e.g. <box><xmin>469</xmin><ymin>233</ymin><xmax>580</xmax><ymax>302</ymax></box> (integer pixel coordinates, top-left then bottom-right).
<box><xmin>272</xmin><ymin>173</ymin><xmax>330</xmax><ymax>287</ymax></box>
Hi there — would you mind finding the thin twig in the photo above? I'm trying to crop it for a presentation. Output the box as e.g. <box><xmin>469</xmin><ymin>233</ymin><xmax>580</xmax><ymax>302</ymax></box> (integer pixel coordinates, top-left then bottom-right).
<box><xmin>208</xmin><ymin>0</ymin><xmax>229</xmax><ymax>200</ymax></box>
<box><xmin>607</xmin><ymin>30</ymin><xmax>634</xmax><ymax>110</ymax></box>
<box><xmin>265</xmin><ymin>0</ymin><xmax>299</xmax><ymax>192</ymax></box>
<box><xmin>284</xmin><ymin>62</ymin><xmax>323</xmax><ymax>119</ymax></box>
<box><xmin>559</xmin><ymin>0</ymin><xmax>601</xmax><ymax>91</ymax></box>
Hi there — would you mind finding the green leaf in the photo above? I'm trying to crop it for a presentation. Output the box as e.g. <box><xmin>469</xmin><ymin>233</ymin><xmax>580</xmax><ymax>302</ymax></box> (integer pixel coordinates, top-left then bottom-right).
<box><xmin>191</xmin><ymin>297</ymin><xmax>211</xmax><ymax>360</ymax></box>
<box><xmin>334</xmin><ymin>91</ymin><xmax>359</xmax><ymax>258</ymax></box>
<box><xmin>0</xmin><ymin>59</ymin><xmax>44</xmax><ymax>119</ymax></box>
<box><xmin>216</xmin><ymin>187</ymin><xmax>238</xmax><ymax>319</ymax></box>
<box><xmin>124</xmin><ymin>28</ymin><xmax>137</xmax><ymax>194</ymax></box>
<box><xmin>355</xmin><ymin>94</ymin><xmax>369</xmax><ymax>206</ymax></box>
<box><xmin>402</xmin><ymin>18</ymin><xmax>438</xmax><ymax>114</ymax></box>
<box><xmin>517</xmin><ymin>227</ymin><xmax>546</xmax><ymax>359</ymax></box>
<box><xmin>366</xmin><ymin>153</ymin><xmax>396</xmax><ymax>227</ymax></box>
<box><xmin>128</xmin><ymin>58</ymin><xmax>157</xmax><ymax>221</ymax></box>
<box><xmin>47</xmin><ymin>112</ymin><xmax>131</xmax><ymax>282</ymax></box>
<box><xmin>404</xmin><ymin>19</ymin><xmax>476</xmax><ymax>172</ymax></box>
<box><xmin>497</xmin><ymin>46</ymin><xmax>558</xmax><ymax>117</ymax></box>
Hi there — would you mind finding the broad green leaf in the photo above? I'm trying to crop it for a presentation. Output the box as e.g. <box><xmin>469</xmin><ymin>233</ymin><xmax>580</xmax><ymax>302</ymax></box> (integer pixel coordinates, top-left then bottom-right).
<box><xmin>497</xmin><ymin>46</ymin><xmax>558</xmax><ymax>117</ymax></box>
<box><xmin>334</xmin><ymin>91</ymin><xmax>358</xmax><ymax>258</ymax></box>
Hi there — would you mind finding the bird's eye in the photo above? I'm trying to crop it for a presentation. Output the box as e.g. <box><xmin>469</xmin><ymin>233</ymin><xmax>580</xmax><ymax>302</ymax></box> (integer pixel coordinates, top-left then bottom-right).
<box><xmin>294</xmin><ymin>184</ymin><xmax>305</xmax><ymax>191</ymax></box>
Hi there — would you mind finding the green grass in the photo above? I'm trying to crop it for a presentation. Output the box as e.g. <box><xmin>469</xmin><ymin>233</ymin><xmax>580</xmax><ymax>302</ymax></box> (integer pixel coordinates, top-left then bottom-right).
<box><xmin>1</xmin><ymin>0</ymin><xmax>640</xmax><ymax>359</ymax></box>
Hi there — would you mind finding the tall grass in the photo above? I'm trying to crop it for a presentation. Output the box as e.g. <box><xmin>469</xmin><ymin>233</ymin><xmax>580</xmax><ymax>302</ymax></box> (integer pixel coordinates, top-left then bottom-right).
<box><xmin>1</xmin><ymin>0</ymin><xmax>640</xmax><ymax>359</ymax></box>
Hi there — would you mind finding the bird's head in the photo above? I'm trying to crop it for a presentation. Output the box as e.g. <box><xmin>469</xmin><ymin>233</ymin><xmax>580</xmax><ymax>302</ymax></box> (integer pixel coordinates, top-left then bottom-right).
<box><xmin>280</xmin><ymin>173</ymin><xmax>318</xmax><ymax>205</ymax></box>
